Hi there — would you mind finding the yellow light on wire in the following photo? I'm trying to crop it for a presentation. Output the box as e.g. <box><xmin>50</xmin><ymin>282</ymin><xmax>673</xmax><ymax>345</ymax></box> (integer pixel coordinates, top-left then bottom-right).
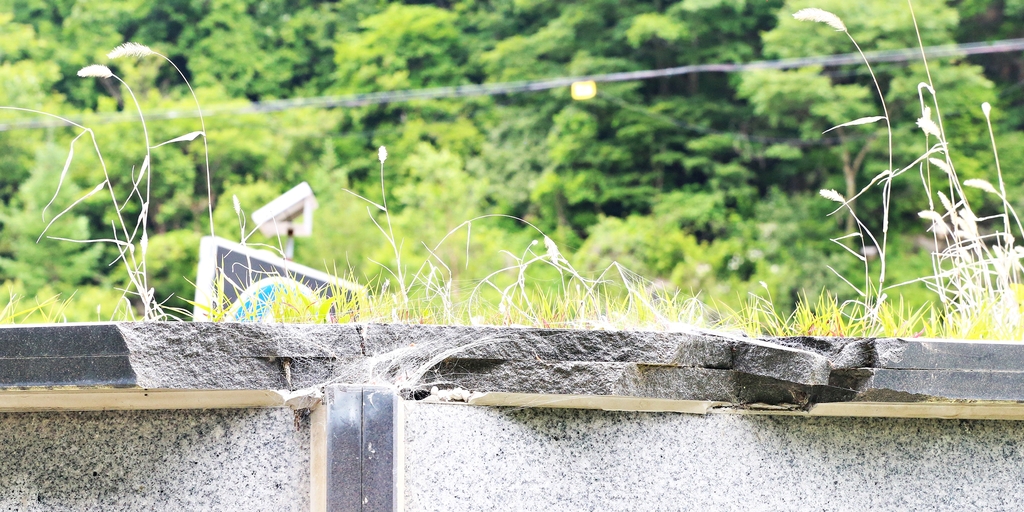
<box><xmin>570</xmin><ymin>80</ymin><xmax>597</xmax><ymax>101</ymax></box>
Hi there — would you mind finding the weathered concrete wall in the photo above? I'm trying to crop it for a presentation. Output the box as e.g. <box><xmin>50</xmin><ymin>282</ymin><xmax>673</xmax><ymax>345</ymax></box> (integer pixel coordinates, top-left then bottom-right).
<box><xmin>404</xmin><ymin>402</ymin><xmax>1024</xmax><ymax>511</ymax></box>
<box><xmin>0</xmin><ymin>408</ymin><xmax>309</xmax><ymax>511</ymax></box>
<box><xmin>7</xmin><ymin>401</ymin><xmax>1024</xmax><ymax>511</ymax></box>
<box><xmin>12</xmin><ymin>323</ymin><xmax>1024</xmax><ymax>510</ymax></box>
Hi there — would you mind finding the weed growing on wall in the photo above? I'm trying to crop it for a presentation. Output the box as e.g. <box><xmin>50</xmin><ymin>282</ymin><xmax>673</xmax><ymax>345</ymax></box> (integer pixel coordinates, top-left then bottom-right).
<box><xmin>3</xmin><ymin>12</ymin><xmax>1023</xmax><ymax>340</ymax></box>
<box><xmin>0</xmin><ymin>43</ymin><xmax>213</xmax><ymax>321</ymax></box>
<box><xmin>0</xmin><ymin>287</ymin><xmax>72</xmax><ymax>324</ymax></box>
<box><xmin>206</xmin><ymin>142</ymin><xmax>725</xmax><ymax>331</ymax></box>
<box><xmin>804</xmin><ymin>2</ymin><xmax>1024</xmax><ymax>340</ymax></box>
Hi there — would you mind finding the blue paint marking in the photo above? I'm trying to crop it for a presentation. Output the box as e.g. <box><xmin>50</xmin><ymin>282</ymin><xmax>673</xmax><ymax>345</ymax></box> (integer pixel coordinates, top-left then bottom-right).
<box><xmin>230</xmin><ymin>277</ymin><xmax>317</xmax><ymax>322</ymax></box>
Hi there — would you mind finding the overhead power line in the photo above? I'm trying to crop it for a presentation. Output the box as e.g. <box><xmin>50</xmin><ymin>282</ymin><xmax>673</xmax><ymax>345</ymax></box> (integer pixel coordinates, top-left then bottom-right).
<box><xmin>2</xmin><ymin>37</ymin><xmax>1024</xmax><ymax>132</ymax></box>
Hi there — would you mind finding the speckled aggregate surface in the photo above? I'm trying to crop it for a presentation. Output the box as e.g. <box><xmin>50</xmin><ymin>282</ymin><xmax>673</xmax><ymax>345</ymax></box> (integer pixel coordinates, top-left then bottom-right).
<box><xmin>404</xmin><ymin>402</ymin><xmax>1024</xmax><ymax>511</ymax></box>
<box><xmin>0</xmin><ymin>408</ymin><xmax>309</xmax><ymax>511</ymax></box>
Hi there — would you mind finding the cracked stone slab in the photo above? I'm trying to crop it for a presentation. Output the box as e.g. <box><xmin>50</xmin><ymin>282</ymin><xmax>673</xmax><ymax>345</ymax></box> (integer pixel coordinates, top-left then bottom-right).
<box><xmin>733</xmin><ymin>340</ymin><xmax>831</xmax><ymax>386</ymax></box>
<box><xmin>422</xmin><ymin>359</ymin><xmax>857</xmax><ymax>409</ymax></box>
<box><xmin>361</xmin><ymin>323</ymin><xmax>689</xmax><ymax>363</ymax></box>
<box><xmin>8</xmin><ymin>322</ymin><xmax>1024</xmax><ymax>415</ymax></box>
<box><xmin>673</xmin><ymin>335</ymin><xmax>831</xmax><ymax>385</ymax></box>
<box><xmin>774</xmin><ymin>336</ymin><xmax>1024</xmax><ymax>372</ymax></box>
<box><xmin>372</xmin><ymin>325</ymin><xmax>833</xmax><ymax>388</ymax></box>
<box><xmin>671</xmin><ymin>334</ymin><xmax>734</xmax><ymax>368</ymax></box>
<box><xmin>733</xmin><ymin>374</ymin><xmax>842</xmax><ymax>408</ymax></box>
<box><xmin>748</xmin><ymin>336</ymin><xmax>1024</xmax><ymax>373</ymax></box>
<box><xmin>760</xmin><ymin>336</ymin><xmax>880</xmax><ymax>369</ymax></box>
<box><xmin>423</xmin><ymin>360</ymin><xmax>740</xmax><ymax>402</ymax></box>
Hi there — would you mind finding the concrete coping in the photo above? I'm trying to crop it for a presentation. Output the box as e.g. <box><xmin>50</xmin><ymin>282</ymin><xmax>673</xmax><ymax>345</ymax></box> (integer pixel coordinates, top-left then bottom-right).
<box><xmin>3</xmin><ymin>321</ymin><xmax>1024</xmax><ymax>420</ymax></box>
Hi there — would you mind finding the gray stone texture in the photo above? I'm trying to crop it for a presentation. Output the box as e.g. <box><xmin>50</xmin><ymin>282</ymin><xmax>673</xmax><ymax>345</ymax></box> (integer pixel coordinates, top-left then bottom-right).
<box><xmin>364</xmin><ymin>323</ymin><xmax>685</xmax><ymax>363</ymax></box>
<box><xmin>732</xmin><ymin>340</ymin><xmax>831</xmax><ymax>386</ymax></box>
<box><xmin>0</xmin><ymin>324</ymin><xmax>135</xmax><ymax>388</ymax></box>
<box><xmin>433</xmin><ymin>360</ymin><xmax>740</xmax><ymax>401</ymax></box>
<box><xmin>12</xmin><ymin>322</ymin><xmax>1024</xmax><ymax>412</ymax></box>
<box><xmin>0</xmin><ymin>408</ymin><xmax>309</xmax><ymax>511</ymax></box>
<box><xmin>876</xmin><ymin>338</ymin><xmax>1024</xmax><ymax>370</ymax></box>
<box><xmin>118</xmin><ymin>322</ymin><xmax>366</xmax><ymax>390</ymax></box>
<box><xmin>855</xmin><ymin>368</ymin><xmax>1024</xmax><ymax>402</ymax></box>
<box><xmin>404</xmin><ymin>401</ymin><xmax>1024</xmax><ymax>512</ymax></box>
<box><xmin>415</xmin><ymin>329</ymin><xmax>1024</xmax><ymax>409</ymax></box>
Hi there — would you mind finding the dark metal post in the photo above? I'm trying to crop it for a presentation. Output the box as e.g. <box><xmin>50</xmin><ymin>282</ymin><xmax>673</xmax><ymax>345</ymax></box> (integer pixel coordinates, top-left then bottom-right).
<box><xmin>313</xmin><ymin>385</ymin><xmax>400</xmax><ymax>512</ymax></box>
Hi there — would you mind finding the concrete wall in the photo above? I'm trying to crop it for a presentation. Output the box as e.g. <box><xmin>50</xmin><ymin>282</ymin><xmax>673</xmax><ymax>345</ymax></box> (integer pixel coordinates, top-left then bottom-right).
<box><xmin>404</xmin><ymin>402</ymin><xmax>1024</xmax><ymax>511</ymax></box>
<box><xmin>0</xmin><ymin>408</ymin><xmax>309</xmax><ymax>511</ymax></box>
<box><xmin>6</xmin><ymin>402</ymin><xmax>1024</xmax><ymax>511</ymax></box>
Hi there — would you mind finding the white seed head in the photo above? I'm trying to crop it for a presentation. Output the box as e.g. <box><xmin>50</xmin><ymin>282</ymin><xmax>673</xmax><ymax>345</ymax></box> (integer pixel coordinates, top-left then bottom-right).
<box><xmin>543</xmin><ymin>236</ymin><xmax>563</xmax><ymax>264</ymax></box>
<box><xmin>982</xmin><ymin>102</ymin><xmax>992</xmax><ymax>118</ymax></box>
<box><xmin>937</xmin><ymin>191</ymin><xmax>954</xmax><ymax>213</ymax></box>
<box><xmin>958</xmin><ymin>206</ymin><xmax>974</xmax><ymax>223</ymax></box>
<box><xmin>951</xmin><ymin>216</ymin><xmax>974</xmax><ymax>239</ymax></box>
<box><xmin>819</xmin><ymin>189</ymin><xmax>845</xmax><ymax>203</ymax></box>
<box><xmin>959</xmin><ymin>207</ymin><xmax>979</xmax><ymax>224</ymax></box>
<box><xmin>963</xmin><ymin>178</ymin><xmax>999</xmax><ymax>195</ymax></box>
<box><xmin>108</xmin><ymin>42</ymin><xmax>154</xmax><ymax>60</ymax></box>
<box><xmin>994</xmin><ymin>245</ymin><xmax>1007</xmax><ymax>259</ymax></box>
<box><xmin>953</xmin><ymin>207</ymin><xmax>980</xmax><ymax>239</ymax></box>
<box><xmin>916</xmin><ymin>116</ymin><xmax>941</xmax><ymax>138</ymax></box>
<box><xmin>928</xmin><ymin>158</ymin><xmax>952</xmax><ymax>175</ymax></box>
<box><xmin>792</xmin><ymin>8</ymin><xmax>846</xmax><ymax>31</ymax></box>
<box><xmin>232</xmin><ymin>194</ymin><xmax>241</xmax><ymax>215</ymax></box>
<box><xmin>378</xmin><ymin>146</ymin><xmax>388</xmax><ymax>163</ymax></box>
<box><xmin>918</xmin><ymin>211</ymin><xmax>949</xmax><ymax>237</ymax></box>
<box><xmin>77</xmin><ymin>65</ymin><xmax>113</xmax><ymax>78</ymax></box>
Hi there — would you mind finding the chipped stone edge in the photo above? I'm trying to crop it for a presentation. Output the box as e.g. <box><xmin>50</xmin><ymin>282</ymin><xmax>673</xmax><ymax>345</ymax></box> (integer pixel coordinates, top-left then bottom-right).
<box><xmin>6</xmin><ymin>322</ymin><xmax>1024</xmax><ymax>420</ymax></box>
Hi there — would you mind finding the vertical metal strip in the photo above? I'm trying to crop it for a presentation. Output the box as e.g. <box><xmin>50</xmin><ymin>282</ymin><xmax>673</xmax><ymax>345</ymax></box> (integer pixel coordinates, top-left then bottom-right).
<box><xmin>320</xmin><ymin>385</ymin><xmax>399</xmax><ymax>512</ymax></box>
<box><xmin>362</xmin><ymin>388</ymin><xmax>398</xmax><ymax>511</ymax></box>
<box><xmin>326</xmin><ymin>387</ymin><xmax>362</xmax><ymax>511</ymax></box>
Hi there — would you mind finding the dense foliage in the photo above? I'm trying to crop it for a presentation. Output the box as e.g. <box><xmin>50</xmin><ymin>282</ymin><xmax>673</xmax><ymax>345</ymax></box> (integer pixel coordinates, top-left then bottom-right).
<box><xmin>1</xmin><ymin>0</ymin><xmax>1022</xmax><ymax>320</ymax></box>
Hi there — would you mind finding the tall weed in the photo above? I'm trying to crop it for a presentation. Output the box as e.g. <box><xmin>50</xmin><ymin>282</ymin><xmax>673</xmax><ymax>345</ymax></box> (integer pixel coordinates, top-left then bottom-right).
<box><xmin>808</xmin><ymin>2</ymin><xmax>1024</xmax><ymax>340</ymax></box>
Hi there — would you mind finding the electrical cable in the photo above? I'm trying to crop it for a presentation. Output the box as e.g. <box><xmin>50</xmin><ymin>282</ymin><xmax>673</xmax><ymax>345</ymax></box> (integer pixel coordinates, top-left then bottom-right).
<box><xmin>1</xmin><ymin>37</ymin><xmax>1023</xmax><ymax>132</ymax></box>
<box><xmin>604</xmin><ymin>94</ymin><xmax>858</xmax><ymax>146</ymax></box>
